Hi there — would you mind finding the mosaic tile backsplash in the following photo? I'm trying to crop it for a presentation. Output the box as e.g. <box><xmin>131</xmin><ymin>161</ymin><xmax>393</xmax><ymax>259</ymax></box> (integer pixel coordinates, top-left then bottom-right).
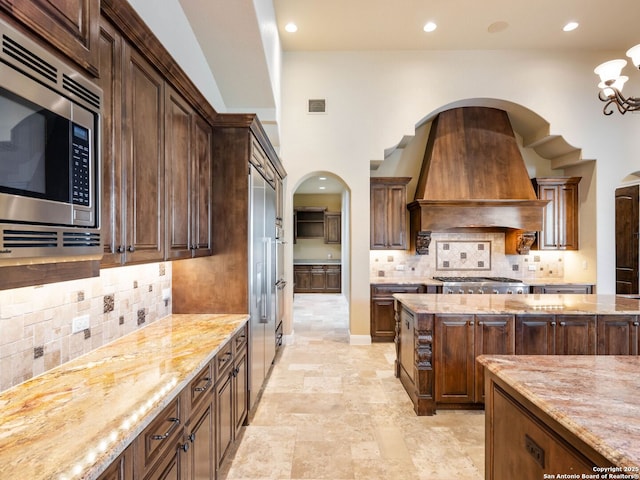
<box><xmin>0</xmin><ymin>262</ymin><xmax>172</xmax><ymax>392</ymax></box>
<box><xmin>370</xmin><ymin>232</ymin><xmax>567</xmax><ymax>280</ymax></box>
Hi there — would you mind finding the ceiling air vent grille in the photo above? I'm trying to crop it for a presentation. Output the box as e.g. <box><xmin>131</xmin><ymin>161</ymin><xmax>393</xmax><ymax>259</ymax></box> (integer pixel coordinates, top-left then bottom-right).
<box><xmin>308</xmin><ymin>98</ymin><xmax>327</xmax><ymax>114</ymax></box>
<box><xmin>3</xmin><ymin>229</ymin><xmax>59</xmax><ymax>248</ymax></box>
<box><xmin>63</xmin><ymin>231</ymin><xmax>101</xmax><ymax>247</ymax></box>
<box><xmin>1</xmin><ymin>33</ymin><xmax>58</xmax><ymax>84</ymax></box>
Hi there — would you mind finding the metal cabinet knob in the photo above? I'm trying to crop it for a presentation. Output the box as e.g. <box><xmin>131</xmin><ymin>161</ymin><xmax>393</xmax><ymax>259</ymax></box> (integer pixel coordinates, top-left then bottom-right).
<box><xmin>127</xmin><ymin>245</ymin><xmax>135</xmax><ymax>252</ymax></box>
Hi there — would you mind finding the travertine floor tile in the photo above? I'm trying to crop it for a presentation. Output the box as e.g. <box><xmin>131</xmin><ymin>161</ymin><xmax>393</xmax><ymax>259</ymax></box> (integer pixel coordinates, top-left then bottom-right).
<box><xmin>222</xmin><ymin>294</ymin><xmax>483</xmax><ymax>480</ymax></box>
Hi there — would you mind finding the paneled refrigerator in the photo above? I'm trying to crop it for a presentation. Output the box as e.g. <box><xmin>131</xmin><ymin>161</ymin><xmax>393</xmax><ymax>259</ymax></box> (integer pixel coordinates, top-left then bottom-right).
<box><xmin>248</xmin><ymin>164</ymin><xmax>277</xmax><ymax>410</ymax></box>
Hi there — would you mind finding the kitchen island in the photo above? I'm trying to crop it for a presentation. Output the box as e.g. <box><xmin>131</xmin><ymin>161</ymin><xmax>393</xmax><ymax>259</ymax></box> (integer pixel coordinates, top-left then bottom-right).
<box><xmin>0</xmin><ymin>313</ymin><xmax>249</xmax><ymax>479</ymax></box>
<box><xmin>393</xmin><ymin>294</ymin><xmax>640</xmax><ymax>415</ymax></box>
<box><xmin>479</xmin><ymin>355</ymin><xmax>640</xmax><ymax>478</ymax></box>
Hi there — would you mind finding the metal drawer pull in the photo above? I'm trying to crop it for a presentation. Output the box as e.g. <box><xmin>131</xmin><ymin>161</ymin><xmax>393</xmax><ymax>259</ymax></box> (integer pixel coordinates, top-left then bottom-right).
<box><xmin>194</xmin><ymin>376</ymin><xmax>212</xmax><ymax>392</ymax></box>
<box><xmin>560</xmin><ymin>321</ymin><xmax>566</xmax><ymax>326</ymax></box>
<box><xmin>634</xmin><ymin>322</ymin><xmax>639</xmax><ymax>326</ymax></box>
<box><xmin>151</xmin><ymin>417</ymin><xmax>180</xmax><ymax>441</ymax></box>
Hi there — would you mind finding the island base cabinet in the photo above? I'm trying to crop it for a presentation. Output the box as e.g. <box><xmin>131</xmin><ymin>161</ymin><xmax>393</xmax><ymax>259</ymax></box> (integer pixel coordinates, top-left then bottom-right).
<box><xmin>97</xmin><ymin>446</ymin><xmax>134</xmax><ymax>480</ymax></box>
<box><xmin>597</xmin><ymin>314</ymin><xmax>640</xmax><ymax>355</ymax></box>
<box><xmin>486</xmin><ymin>381</ymin><xmax>608</xmax><ymax>480</ymax></box>
<box><xmin>435</xmin><ymin>314</ymin><xmax>515</xmax><ymax>406</ymax></box>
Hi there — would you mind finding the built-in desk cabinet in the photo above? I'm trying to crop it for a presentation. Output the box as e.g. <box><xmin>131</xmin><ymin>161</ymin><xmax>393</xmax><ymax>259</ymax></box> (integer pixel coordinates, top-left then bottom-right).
<box><xmin>295</xmin><ymin>265</ymin><xmax>341</xmax><ymax>293</ymax></box>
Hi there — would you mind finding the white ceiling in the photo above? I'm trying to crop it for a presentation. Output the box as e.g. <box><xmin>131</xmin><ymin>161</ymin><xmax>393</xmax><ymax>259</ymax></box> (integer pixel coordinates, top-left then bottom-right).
<box><xmin>179</xmin><ymin>0</ymin><xmax>640</xmax><ymax>194</ymax></box>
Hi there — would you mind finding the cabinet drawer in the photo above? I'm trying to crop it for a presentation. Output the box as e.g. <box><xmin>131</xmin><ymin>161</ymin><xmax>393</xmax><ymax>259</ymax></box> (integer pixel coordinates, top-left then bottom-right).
<box><xmin>234</xmin><ymin>324</ymin><xmax>248</xmax><ymax>354</ymax></box>
<box><xmin>189</xmin><ymin>362</ymin><xmax>213</xmax><ymax>413</ymax></box>
<box><xmin>215</xmin><ymin>340</ymin><xmax>233</xmax><ymax>378</ymax></box>
<box><xmin>136</xmin><ymin>396</ymin><xmax>182</xmax><ymax>474</ymax></box>
<box><xmin>371</xmin><ymin>284</ymin><xmax>426</xmax><ymax>297</ymax></box>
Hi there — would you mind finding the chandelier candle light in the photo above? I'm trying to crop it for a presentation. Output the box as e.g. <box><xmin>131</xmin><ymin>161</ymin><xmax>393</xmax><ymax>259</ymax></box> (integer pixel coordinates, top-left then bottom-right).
<box><xmin>594</xmin><ymin>44</ymin><xmax>640</xmax><ymax>115</ymax></box>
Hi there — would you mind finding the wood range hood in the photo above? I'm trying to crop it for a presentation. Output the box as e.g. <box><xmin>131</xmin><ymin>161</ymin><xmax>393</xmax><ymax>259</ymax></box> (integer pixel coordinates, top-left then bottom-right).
<box><xmin>408</xmin><ymin>106</ymin><xmax>549</xmax><ymax>255</ymax></box>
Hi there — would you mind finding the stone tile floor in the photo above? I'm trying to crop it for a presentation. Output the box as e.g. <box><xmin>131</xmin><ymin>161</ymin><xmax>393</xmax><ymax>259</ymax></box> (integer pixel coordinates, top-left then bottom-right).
<box><xmin>220</xmin><ymin>294</ymin><xmax>484</xmax><ymax>480</ymax></box>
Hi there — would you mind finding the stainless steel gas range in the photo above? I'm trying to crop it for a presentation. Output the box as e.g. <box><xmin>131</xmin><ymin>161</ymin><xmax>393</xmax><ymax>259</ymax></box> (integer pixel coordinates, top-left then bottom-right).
<box><xmin>433</xmin><ymin>276</ymin><xmax>529</xmax><ymax>294</ymax></box>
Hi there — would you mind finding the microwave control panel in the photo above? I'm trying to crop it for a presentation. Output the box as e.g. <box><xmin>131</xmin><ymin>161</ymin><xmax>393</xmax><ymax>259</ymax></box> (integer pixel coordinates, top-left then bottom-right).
<box><xmin>71</xmin><ymin>124</ymin><xmax>91</xmax><ymax>207</ymax></box>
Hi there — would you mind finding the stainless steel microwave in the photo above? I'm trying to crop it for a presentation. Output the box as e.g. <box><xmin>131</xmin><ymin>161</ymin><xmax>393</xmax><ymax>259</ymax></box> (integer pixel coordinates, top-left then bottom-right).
<box><xmin>0</xmin><ymin>18</ymin><xmax>102</xmax><ymax>264</ymax></box>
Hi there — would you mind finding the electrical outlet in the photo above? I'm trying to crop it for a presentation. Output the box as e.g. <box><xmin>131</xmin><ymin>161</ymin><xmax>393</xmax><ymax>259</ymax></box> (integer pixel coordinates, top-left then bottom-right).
<box><xmin>162</xmin><ymin>288</ymin><xmax>171</xmax><ymax>301</ymax></box>
<box><xmin>528</xmin><ymin>265</ymin><xmax>536</xmax><ymax>271</ymax></box>
<box><xmin>395</xmin><ymin>264</ymin><xmax>406</xmax><ymax>271</ymax></box>
<box><xmin>72</xmin><ymin>315</ymin><xmax>90</xmax><ymax>334</ymax></box>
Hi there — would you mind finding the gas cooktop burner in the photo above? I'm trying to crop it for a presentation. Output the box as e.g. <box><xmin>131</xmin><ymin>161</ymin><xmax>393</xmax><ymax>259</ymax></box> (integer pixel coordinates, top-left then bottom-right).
<box><xmin>433</xmin><ymin>276</ymin><xmax>529</xmax><ymax>294</ymax></box>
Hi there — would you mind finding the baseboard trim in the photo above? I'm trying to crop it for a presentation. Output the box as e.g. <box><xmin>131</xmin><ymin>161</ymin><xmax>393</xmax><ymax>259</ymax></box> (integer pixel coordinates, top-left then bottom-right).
<box><xmin>349</xmin><ymin>334</ymin><xmax>372</xmax><ymax>345</ymax></box>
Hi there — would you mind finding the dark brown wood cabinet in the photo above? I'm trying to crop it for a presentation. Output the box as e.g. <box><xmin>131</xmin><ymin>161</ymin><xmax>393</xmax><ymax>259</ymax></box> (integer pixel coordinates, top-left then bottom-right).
<box><xmin>97</xmin><ymin>446</ymin><xmax>134</xmax><ymax>480</ymax></box>
<box><xmin>615</xmin><ymin>184</ymin><xmax>639</xmax><ymax>294</ymax></box>
<box><xmin>294</xmin><ymin>208</ymin><xmax>326</xmax><ymax>240</ymax></box>
<box><xmin>0</xmin><ymin>0</ymin><xmax>100</xmax><ymax>75</ymax></box>
<box><xmin>294</xmin><ymin>264</ymin><xmax>341</xmax><ymax>293</ymax></box>
<box><xmin>98</xmin><ymin>22</ymin><xmax>165</xmax><ymax>266</ymax></box>
<box><xmin>516</xmin><ymin>314</ymin><xmax>596</xmax><ymax>355</ymax></box>
<box><xmin>324</xmin><ymin>212</ymin><xmax>341</xmax><ymax>244</ymax></box>
<box><xmin>370</xmin><ymin>177</ymin><xmax>410</xmax><ymax>250</ymax></box>
<box><xmin>533</xmin><ymin>177</ymin><xmax>581</xmax><ymax>251</ymax></box>
<box><xmin>165</xmin><ymin>87</ymin><xmax>212</xmax><ymax>260</ymax></box>
<box><xmin>486</xmin><ymin>380</ymin><xmax>607</xmax><ymax>480</ymax></box>
<box><xmin>215</xmin><ymin>327</ymin><xmax>248</xmax><ymax>471</ymax></box>
<box><xmin>597</xmin><ymin>314</ymin><xmax>639</xmax><ymax>355</ymax></box>
<box><xmin>435</xmin><ymin>314</ymin><xmax>514</xmax><ymax>406</ymax></box>
<box><xmin>370</xmin><ymin>284</ymin><xmax>429</xmax><ymax>342</ymax></box>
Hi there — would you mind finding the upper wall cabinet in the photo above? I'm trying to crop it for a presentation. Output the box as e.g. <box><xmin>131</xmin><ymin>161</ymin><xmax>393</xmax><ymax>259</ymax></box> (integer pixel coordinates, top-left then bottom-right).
<box><xmin>1</xmin><ymin>0</ymin><xmax>100</xmax><ymax>76</ymax></box>
<box><xmin>165</xmin><ymin>87</ymin><xmax>212</xmax><ymax>260</ymax></box>
<box><xmin>370</xmin><ymin>177</ymin><xmax>411</xmax><ymax>250</ymax></box>
<box><xmin>533</xmin><ymin>177</ymin><xmax>581</xmax><ymax>251</ymax></box>
<box><xmin>98</xmin><ymin>19</ymin><xmax>166</xmax><ymax>266</ymax></box>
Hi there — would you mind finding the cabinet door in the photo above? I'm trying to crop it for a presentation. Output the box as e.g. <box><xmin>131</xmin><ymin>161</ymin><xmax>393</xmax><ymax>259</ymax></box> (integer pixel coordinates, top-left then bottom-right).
<box><xmin>97</xmin><ymin>445</ymin><xmax>133</xmax><ymax>480</ymax></box>
<box><xmin>123</xmin><ymin>45</ymin><xmax>165</xmax><ymax>263</ymax></box>
<box><xmin>386</xmin><ymin>183</ymin><xmax>408</xmax><ymax>249</ymax></box>
<box><xmin>435</xmin><ymin>314</ymin><xmax>474</xmax><ymax>404</ymax></box>
<box><xmin>371</xmin><ymin>298</ymin><xmax>396</xmax><ymax>342</ymax></box>
<box><xmin>216</xmin><ymin>369</ymin><xmax>234</xmax><ymax>470</ymax></box>
<box><xmin>324</xmin><ymin>212</ymin><xmax>341</xmax><ymax>244</ymax></box>
<box><xmin>184</xmin><ymin>401</ymin><xmax>214</xmax><ymax>480</ymax></box>
<box><xmin>516</xmin><ymin>315</ymin><xmax>555</xmax><ymax>355</ymax></box>
<box><xmin>165</xmin><ymin>87</ymin><xmax>193</xmax><ymax>260</ymax></box>
<box><xmin>233</xmin><ymin>350</ymin><xmax>248</xmax><ymax>435</ymax></box>
<box><xmin>555</xmin><ymin>315</ymin><xmax>596</xmax><ymax>355</ymax></box>
<box><xmin>1</xmin><ymin>0</ymin><xmax>100</xmax><ymax>75</ymax></box>
<box><xmin>615</xmin><ymin>185</ymin><xmax>639</xmax><ymax>294</ymax></box>
<box><xmin>142</xmin><ymin>444</ymin><xmax>184</xmax><ymax>480</ymax></box>
<box><xmin>597</xmin><ymin>315</ymin><xmax>639</xmax><ymax>355</ymax></box>
<box><xmin>97</xmin><ymin>19</ymin><xmax>124</xmax><ymax>267</ymax></box>
<box><xmin>325</xmin><ymin>267</ymin><xmax>341</xmax><ymax>293</ymax></box>
<box><xmin>293</xmin><ymin>266</ymin><xmax>311</xmax><ymax>293</ymax></box>
<box><xmin>310</xmin><ymin>266</ymin><xmax>326</xmax><ymax>291</ymax></box>
<box><xmin>370</xmin><ymin>179</ymin><xmax>409</xmax><ymax>250</ymax></box>
<box><xmin>474</xmin><ymin>315</ymin><xmax>515</xmax><ymax>403</ymax></box>
<box><xmin>192</xmin><ymin>115</ymin><xmax>212</xmax><ymax>257</ymax></box>
<box><xmin>534</xmin><ymin>178</ymin><xmax>580</xmax><ymax>251</ymax></box>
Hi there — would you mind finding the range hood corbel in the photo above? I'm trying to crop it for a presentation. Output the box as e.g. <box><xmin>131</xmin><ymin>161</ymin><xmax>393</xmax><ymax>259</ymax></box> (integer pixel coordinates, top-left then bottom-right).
<box><xmin>415</xmin><ymin>231</ymin><xmax>431</xmax><ymax>255</ymax></box>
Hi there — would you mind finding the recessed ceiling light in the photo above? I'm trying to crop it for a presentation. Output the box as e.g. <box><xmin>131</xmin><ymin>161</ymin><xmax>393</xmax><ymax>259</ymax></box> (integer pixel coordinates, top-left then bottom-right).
<box><xmin>319</xmin><ymin>177</ymin><xmax>327</xmax><ymax>181</ymax></box>
<box><xmin>563</xmin><ymin>21</ymin><xmax>579</xmax><ymax>32</ymax></box>
<box><xmin>423</xmin><ymin>22</ymin><xmax>437</xmax><ymax>33</ymax></box>
<box><xmin>285</xmin><ymin>22</ymin><xmax>298</xmax><ymax>33</ymax></box>
<box><xmin>319</xmin><ymin>186</ymin><xmax>326</xmax><ymax>190</ymax></box>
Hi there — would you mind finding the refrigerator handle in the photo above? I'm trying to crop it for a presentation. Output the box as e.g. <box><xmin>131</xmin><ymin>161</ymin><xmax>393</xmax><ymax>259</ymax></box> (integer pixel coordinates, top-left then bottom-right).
<box><xmin>260</xmin><ymin>238</ymin><xmax>269</xmax><ymax>323</ymax></box>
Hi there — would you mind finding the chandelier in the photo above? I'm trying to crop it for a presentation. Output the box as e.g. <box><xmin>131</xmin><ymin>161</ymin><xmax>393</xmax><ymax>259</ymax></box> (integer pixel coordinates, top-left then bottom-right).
<box><xmin>594</xmin><ymin>44</ymin><xmax>640</xmax><ymax>115</ymax></box>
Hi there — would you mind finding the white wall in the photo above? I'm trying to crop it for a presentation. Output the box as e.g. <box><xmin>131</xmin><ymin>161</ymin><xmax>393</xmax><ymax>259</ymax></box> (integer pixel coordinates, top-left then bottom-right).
<box><xmin>280</xmin><ymin>49</ymin><xmax>640</xmax><ymax>337</ymax></box>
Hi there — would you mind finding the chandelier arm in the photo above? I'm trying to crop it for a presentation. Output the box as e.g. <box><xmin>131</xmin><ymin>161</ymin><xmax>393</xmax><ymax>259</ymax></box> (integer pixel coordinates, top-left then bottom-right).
<box><xmin>598</xmin><ymin>88</ymin><xmax>640</xmax><ymax>115</ymax></box>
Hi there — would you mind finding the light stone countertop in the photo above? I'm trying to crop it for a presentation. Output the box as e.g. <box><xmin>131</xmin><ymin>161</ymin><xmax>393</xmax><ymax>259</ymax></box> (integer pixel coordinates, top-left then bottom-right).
<box><xmin>477</xmin><ymin>355</ymin><xmax>640</xmax><ymax>468</ymax></box>
<box><xmin>293</xmin><ymin>259</ymin><xmax>342</xmax><ymax>265</ymax></box>
<box><xmin>370</xmin><ymin>277</ymin><xmax>443</xmax><ymax>285</ymax></box>
<box><xmin>0</xmin><ymin>313</ymin><xmax>249</xmax><ymax>480</ymax></box>
<box><xmin>393</xmin><ymin>293</ymin><xmax>640</xmax><ymax>315</ymax></box>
